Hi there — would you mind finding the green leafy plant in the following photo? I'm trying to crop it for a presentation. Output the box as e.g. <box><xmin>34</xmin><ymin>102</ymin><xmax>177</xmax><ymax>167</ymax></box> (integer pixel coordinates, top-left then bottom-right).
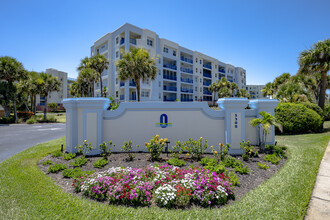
<box><xmin>62</xmin><ymin>168</ymin><xmax>95</xmax><ymax>178</ymax></box>
<box><xmin>211</xmin><ymin>143</ymin><xmax>230</xmax><ymax>162</ymax></box>
<box><xmin>99</xmin><ymin>141</ymin><xmax>114</xmax><ymax>159</ymax></box>
<box><xmin>121</xmin><ymin>141</ymin><xmax>138</xmax><ymax>161</ymax></box>
<box><xmin>205</xmin><ymin>164</ymin><xmax>226</xmax><ymax>174</ymax></box>
<box><xmin>63</xmin><ymin>153</ymin><xmax>76</xmax><ymax>160</ymax></box>
<box><xmin>242</xmin><ymin>154</ymin><xmax>249</xmax><ymax>161</ymax></box>
<box><xmin>199</xmin><ymin>157</ymin><xmax>218</xmax><ymax>166</ymax></box>
<box><xmin>70</xmin><ymin>157</ymin><xmax>87</xmax><ymax>167</ymax></box>
<box><xmin>264</xmin><ymin>154</ymin><xmax>280</xmax><ymax>164</ymax></box>
<box><xmin>48</xmin><ymin>163</ymin><xmax>67</xmax><ymax>173</ymax></box>
<box><xmin>234</xmin><ymin>166</ymin><xmax>250</xmax><ymax>174</ymax></box>
<box><xmin>109</xmin><ymin>96</ymin><xmax>119</xmax><ymax>110</ymax></box>
<box><xmin>265</xmin><ymin>144</ymin><xmax>287</xmax><ymax>158</ymax></box>
<box><xmin>93</xmin><ymin>158</ymin><xmax>109</xmax><ymax>168</ymax></box>
<box><xmin>42</xmin><ymin>160</ymin><xmax>53</xmax><ymax>165</ymax></box>
<box><xmin>257</xmin><ymin>162</ymin><xmax>270</xmax><ymax>170</ymax></box>
<box><xmin>26</xmin><ymin>117</ymin><xmax>37</xmax><ymax>124</ymax></box>
<box><xmin>167</xmin><ymin>158</ymin><xmax>186</xmax><ymax>167</ymax></box>
<box><xmin>75</xmin><ymin>140</ymin><xmax>94</xmax><ymax>156</ymax></box>
<box><xmin>51</xmin><ymin>150</ymin><xmax>63</xmax><ymax>158</ymax></box>
<box><xmin>228</xmin><ymin>171</ymin><xmax>240</xmax><ymax>186</ymax></box>
<box><xmin>240</xmin><ymin>141</ymin><xmax>258</xmax><ymax>161</ymax></box>
<box><xmin>222</xmin><ymin>156</ymin><xmax>244</xmax><ymax>168</ymax></box>
<box><xmin>184</xmin><ymin>137</ymin><xmax>208</xmax><ymax>161</ymax></box>
<box><xmin>170</xmin><ymin>140</ymin><xmax>183</xmax><ymax>159</ymax></box>
<box><xmin>145</xmin><ymin>134</ymin><xmax>165</xmax><ymax>161</ymax></box>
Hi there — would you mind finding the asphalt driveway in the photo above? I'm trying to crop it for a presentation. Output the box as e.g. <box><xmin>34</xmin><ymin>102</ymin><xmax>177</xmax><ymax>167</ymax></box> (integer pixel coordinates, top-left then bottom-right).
<box><xmin>0</xmin><ymin>123</ymin><xmax>65</xmax><ymax>163</ymax></box>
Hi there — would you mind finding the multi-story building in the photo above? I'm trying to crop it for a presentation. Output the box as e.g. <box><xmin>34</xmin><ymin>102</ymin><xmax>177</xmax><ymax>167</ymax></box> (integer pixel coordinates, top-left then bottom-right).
<box><xmin>36</xmin><ymin>68</ymin><xmax>74</xmax><ymax>110</ymax></box>
<box><xmin>91</xmin><ymin>23</ymin><xmax>246</xmax><ymax>102</ymax></box>
<box><xmin>245</xmin><ymin>85</ymin><xmax>265</xmax><ymax>99</ymax></box>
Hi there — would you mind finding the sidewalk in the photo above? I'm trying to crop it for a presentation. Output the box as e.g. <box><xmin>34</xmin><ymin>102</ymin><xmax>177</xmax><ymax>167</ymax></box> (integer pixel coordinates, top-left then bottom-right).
<box><xmin>305</xmin><ymin>141</ymin><xmax>330</xmax><ymax>220</ymax></box>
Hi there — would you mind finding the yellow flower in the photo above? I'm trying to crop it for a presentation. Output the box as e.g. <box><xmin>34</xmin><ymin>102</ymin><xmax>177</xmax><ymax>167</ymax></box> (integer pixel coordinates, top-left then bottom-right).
<box><xmin>155</xmin><ymin>134</ymin><xmax>159</xmax><ymax>139</ymax></box>
<box><xmin>164</xmin><ymin>138</ymin><xmax>168</xmax><ymax>142</ymax></box>
<box><xmin>84</xmin><ymin>140</ymin><xmax>87</xmax><ymax>143</ymax></box>
<box><xmin>210</xmin><ymin>145</ymin><xmax>214</xmax><ymax>149</ymax></box>
<box><xmin>145</xmin><ymin>142</ymin><xmax>149</xmax><ymax>147</ymax></box>
<box><xmin>200</xmin><ymin>137</ymin><xmax>203</xmax><ymax>140</ymax></box>
<box><xmin>214</xmin><ymin>151</ymin><xmax>218</xmax><ymax>154</ymax></box>
<box><xmin>159</xmin><ymin>138</ymin><xmax>163</xmax><ymax>143</ymax></box>
<box><xmin>219</xmin><ymin>143</ymin><xmax>223</xmax><ymax>147</ymax></box>
<box><xmin>184</xmin><ymin>146</ymin><xmax>188</xmax><ymax>150</ymax></box>
<box><xmin>186</xmin><ymin>153</ymin><xmax>190</xmax><ymax>156</ymax></box>
<box><xmin>155</xmin><ymin>140</ymin><xmax>158</xmax><ymax>144</ymax></box>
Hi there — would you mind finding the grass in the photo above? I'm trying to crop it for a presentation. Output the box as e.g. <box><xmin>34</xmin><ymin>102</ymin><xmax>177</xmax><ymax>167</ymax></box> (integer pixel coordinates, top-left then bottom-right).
<box><xmin>0</xmin><ymin>124</ymin><xmax>329</xmax><ymax>219</ymax></box>
<box><xmin>35</xmin><ymin>112</ymin><xmax>66</xmax><ymax>123</ymax></box>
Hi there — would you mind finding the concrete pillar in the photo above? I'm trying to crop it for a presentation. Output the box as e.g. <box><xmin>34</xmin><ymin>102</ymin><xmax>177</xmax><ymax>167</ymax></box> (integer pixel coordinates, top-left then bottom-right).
<box><xmin>249</xmin><ymin>99</ymin><xmax>279</xmax><ymax>145</ymax></box>
<box><xmin>217</xmin><ymin>98</ymin><xmax>249</xmax><ymax>155</ymax></box>
<box><xmin>63</xmin><ymin>98</ymin><xmax>109</xmax><ymax>155</ymax></box>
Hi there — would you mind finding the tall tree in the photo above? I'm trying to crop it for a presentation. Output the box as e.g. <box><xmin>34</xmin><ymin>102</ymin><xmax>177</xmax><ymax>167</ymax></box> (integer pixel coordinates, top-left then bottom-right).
<box><xmin>208</xmin><ymin>82</ymin><xmax>218</xmax><ymax>105</ymax></box>
<box><xmin>39</xmin><ymin>73</ymin><xmax>61</xmax><ymax>120</ymax></box>
<box><xmin>116</xmin><ymin>48</ymin><xmax>157</xmax><ymax>101</ymax></box>
<box><xmin>261</xmin><ymin>82</ymin><xmax>274</xmax><ymax>98</ymax></box>
<box><xmin>216</xmin><ymin>77</ymin><xmax>239</xmax><ymax>98</ymax></box>
<box><xmin>236</xmin><ymin>89</ymin><xmax>250</xmax><ymax>98</ymax></box>
<box><xmin>299</xmin><ymin>39</ymin><xmax>330</xmax><ymax>109</ymax></box>
<box><xmin>0</xmin><ymin>56</ymin><xmax>27</xmax><ymax>121</ymax></box>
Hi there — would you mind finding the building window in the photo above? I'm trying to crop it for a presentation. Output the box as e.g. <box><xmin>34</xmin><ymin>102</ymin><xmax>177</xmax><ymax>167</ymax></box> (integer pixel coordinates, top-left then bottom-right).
<box><xmin>116</xmin><ymin>37</ymin><xmax>119</xmax><ymax>44</ymax></box>
<box><xmin>195</xmin><ymin>87</ymin><xmax>197</xmax><ymax>91</ymax></box>
<box><xmin>200</xmin><ymin>60</ymin><xmax>202</xmax><ymax>64</ymax></box>
<box><xmin>215</xmin><ymin>74</ymin><xmax>217</xmax><ymax>78</ymax></box>
<box><xmin>200</xmin><ymin>88</ymin><xmax>202</xmax><ymax>92</ymax></box>
<box><xmin>146</xmin><ymin>79</ymin><xmax>149</xmax><ymax>84</ymax></box>
<box><xmin>159</xmin><ymin>93</ymin><xmax>161</xmax><ymax>99</ymax></box>
<box><xmin>158</xmin><ymin>70</ymin><xmax>161</xmax><ymax>75</ymax></box>
<box><xmin>116</xmin><ymin>91</ymin><xmax>118</xmax><ymax>97</ymax></box>
<box><xmin>147</xmin><ymin>39</ymin><xmax>153</xmax><ymax>46</ymax></box>
<box><xmin>163</xmin><ymin>47</ymin><xmax>168</xmax><ymax>53</ymax></box>
<box><xmin>195</xmin><ymin>96</ymin><xmax>197</xmax><ymax>101</ymax></box>
<box><xmin>173</xmin><ymin>50</ymin><xmax>176</xmax><ymax>56</ymax></box>
<box><xmin>116</xmin><ymin>51</ymin><xmax>119</xmax><ymax>58</ymax></box>
<box><xmin>196</xmin><ymin>68</ymin><xmax>198</xmax><ymax>73</ymax></box>
<box><xmin>196</xmin><ymin>58</ymin><xmax>198</xmax><ymax>63</ymax></box>
<box><xmin>159</xmin><ymin>81</ymin><xmax>161</xmax><ymax>87</ymax></box>
<box><xmin>200</xmin><ymin>78</ymin><xmax>202</xmax><ymax>83</ymax></box>
<box><xmin>116</xmin><ymin>78</ymin><xmax>118</xmax><ymax>84</ymax></box>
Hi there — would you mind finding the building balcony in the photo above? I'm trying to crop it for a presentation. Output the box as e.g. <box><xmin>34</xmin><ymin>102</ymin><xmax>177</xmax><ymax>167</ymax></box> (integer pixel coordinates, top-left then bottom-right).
<box><xmin>203</xmin><ymin>64</ymin><xmax>212</xmax><ymax>69</ymax></box>
<box><xmin>180</xmin><ymin>67</ymin><xmax>193</xmax><ymax>74</ymax></box>
<box><xmin>180</xmin><ymin>56</ymin><xmax>193</xmax><ymax>64</ymax></box>
<box><xmin>120</xmin><ymin>82</ymin><xmax>125</xmax><ymax>87</ymax></box>
<box><xmin>203</xmin><ymin>90</ymin><xmax>212</xmax><ymax>95</ymax></box>
<box><xmin>120</xmin><ymin>95</ymin><xmax>124</xmax><ymax>100</ymax></box>
<box><xmin>163</xmin><ymin>74</ymin><xmax>177</xmax><ymax>81</ymax></box>
<box><xmin>163</xmin><ymin>64</ymin><xmax>177</xmax><ymax>70</ymax></box>
<box><xmin>203</xmin><ymin>81</ymin><xmax>211</xmax><ymax>87</ymax></box>
<box><xmin>203</xmin><ymin>96</ymin><xmax>212</xmax><ymax>101</ymax></box>
<box><xmin>120</xmin><ymin>38</ymin><xmax>125</xmax><ymax>45</ymax></box>
<box><xmin>130</xmin><ymin>94</ymin><xmax>136</xmax><ymax>101</ymax></box>
<box><xmin>218</xmin><ymin>68</ymin><xmax>225</xmax><ymax>73</ymax></box>
<box><xmin>129</xmin><ymin>38</ymin><xmax>137</xmax><ymax>45</ymax></box>
<box><xmin>163</xmin><ymin>85</ymin><xmax>177</xmax><ymax>92</ymax></box>
<box><xmin>163</xmin><ymin>97</ymin><xmax>177</xmax><ymax>102</ymax></box>
<box><xmin>181</xmin><ymin>98</ymin><xmax>193</xmax><ymax>102</ymax></box>
<box><xmin>129</xmin><ymin>81</ymin><xmax>136</xmax><ymax>87</ymax></box>
<box><xmin>180</xmin><ymin>77</ymin><xmax>193</xmax><ymax>84</ymax></box>
<box><xmin>203</xmin><ymin>73</ymin><xmax>212</xmax><ymax>78</ymax></box>
<box><xmin>181</xmin><ymin>88</ymin><xmax>193</xmax><ymax>93</ymax></box>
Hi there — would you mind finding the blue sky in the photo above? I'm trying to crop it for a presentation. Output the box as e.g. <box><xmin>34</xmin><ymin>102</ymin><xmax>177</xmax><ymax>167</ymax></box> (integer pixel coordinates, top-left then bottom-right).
<box><xmin>0</xmin><ymin>0</ymin><xmax>329</xmax><ymax>85</ymax></box>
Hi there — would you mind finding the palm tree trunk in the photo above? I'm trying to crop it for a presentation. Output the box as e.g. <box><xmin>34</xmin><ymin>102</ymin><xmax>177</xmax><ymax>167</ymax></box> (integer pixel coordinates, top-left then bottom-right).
<box><xmin>318</xmin><ymin>71</ymin><xmax>327</xmax><ymax>110</ymax></box>
<box><xmin>13</xmin><ymin>97</ymin><xmax>17</xmax><ymax>123</ymax></box>
<box><xmin>3</xmin><ymin>102</ymin><xmax>10</xmax><ymax>117</ymax></box>
<box><xmin>44</xmin><ymin>95</ymin><xmax>48</xmax><ymax>120</ymax></box>
<box><xmin>100</xmin><ymin>76</ymin><xmax>103</xmax><ymax>97</ymax></box>
<box><xmin>136</xmin><ymin>80</ymin><xmax>141</xmax><ymax>102</ymax></box>
<box><xmin>213</xmin><ymin>92</ymin><xmax>216</xmax><ymax>106</ymax></box>
<box><xmin>33</xmin><ymin>95</ymin><xmax>36</xmax><ymax>116</ymax></box>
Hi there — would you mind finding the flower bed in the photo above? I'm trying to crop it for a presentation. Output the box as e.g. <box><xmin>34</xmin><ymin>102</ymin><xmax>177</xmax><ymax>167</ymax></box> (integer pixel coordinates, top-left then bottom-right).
<box><xmin>72</xmin><ymin>164</ymin><xmax>234</xmax><ymax>208</ymax></box>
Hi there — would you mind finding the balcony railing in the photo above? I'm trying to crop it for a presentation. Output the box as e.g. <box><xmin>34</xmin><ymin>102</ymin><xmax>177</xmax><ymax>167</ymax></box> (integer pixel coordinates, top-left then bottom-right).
<box><xmin>203</xmin><ymin>90</ymin><xmax>212</xmax><ymax>95</ymax></box>
<box><xmin>163</xmin><ymin>64</ymin><xmax>177</xmax><ymax>70</ymax></box>
<box><xmin>163</xmin><ymin>97</ymin><xmax>177</xmax><ymax>102</ymax></box>
<box><xmin>180</xmin><ymin>77</ymin><xmax>193</xmax><ymax>84</ymax></box>
<box><xmin>130</xmin><ymin>94</ymin><xmax>136</xmax><ymax>101</ymax></box>
<box><xmin>163</xmin><ymin>74</ymin><xmax>177</xmax><ymax>81</ymax></box>
<box><xmin>203</xmin><ymin>96</ymin><xmax>212</xmax><ymax>101</ymax></box>
<box><xmin>181</xmin><ymin>88</ymin><xmax>193</xmax><ymax>93</ymax></box>
<box><xmin>129</xmin><ymin>38</ymin><xmax>136</xmax><ymax>45</ymax></box>
<box><xmin>203</xmin><ymin>73</ymin><xmax>212</xmax><ymax>78</ymax></box>
<box><xmin>203</xmin><ymin>64</ymin><xmax>212</xmax><ymax>69</ymax></box>
<box><xmin>120</xmin><ymin>82</ymin><xmax>125</xmax><ymax>87</ymax></box>
<box><xmin>203</xmin><ymin>81</ymin><xmax>211</xmax><ymax>86</ymax></box>
<box><xmin>180</xmin><ymin>56</ymin><xmax>193</xmax><ymax>64</ymax></box>
<box><xmin>181</xmin><ymin>98</ymin><xmax>193</xmax><ymax>102</ymax></box>
<box><xmin>218</xmin><ymin>68</ymin><xmax>225</xmax><ymax>73</ymax></box>
<box><xmin>129</xmin><ymin>81</ymin><xmax>136</xmax><ymax>87</ymax></box>
<box><xmin>120</xmin><ymin>95</ymin><xmax>124</xmax><ymax>100</ymax></box>
<box><xmin>120</xmin><ymin>38</ymin><xmax>125</xmax><ymax>45</ymax></box>
<box><xmin>180</xmin><ymin>67</ymin><xmax>193</xmax><ymax>74</ymax></box>
<box><xmin>163</xmin><ymin>85</ymin><xmax>177</xmax><ymax>92</ymax></box>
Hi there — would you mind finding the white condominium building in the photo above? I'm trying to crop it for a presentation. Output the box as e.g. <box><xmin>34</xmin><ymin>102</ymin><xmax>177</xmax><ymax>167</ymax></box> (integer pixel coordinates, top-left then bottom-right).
<box><xmin>91</xmin><ymin>23</ymin><xmax>246</xmax><ymax>102</ymax></box>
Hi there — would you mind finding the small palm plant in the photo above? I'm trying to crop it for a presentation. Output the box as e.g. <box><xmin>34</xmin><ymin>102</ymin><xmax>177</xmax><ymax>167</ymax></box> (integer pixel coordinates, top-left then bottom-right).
<box><xmin>250</xmin><ymin>111</ymin><xmax>282</xmax><ymax>151</ymax></box>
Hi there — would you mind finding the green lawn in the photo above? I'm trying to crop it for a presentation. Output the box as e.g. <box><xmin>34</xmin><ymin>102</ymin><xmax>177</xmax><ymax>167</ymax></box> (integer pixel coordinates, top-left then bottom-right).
<box><xmin>36</xmin><ymin>112</ymin><xmax>66</xmax><ymax>123</ymax></box>
<box><xmin>0</xmin><ymin>124</ymin><xmax>329</xmax><ymax>219</ymax></box>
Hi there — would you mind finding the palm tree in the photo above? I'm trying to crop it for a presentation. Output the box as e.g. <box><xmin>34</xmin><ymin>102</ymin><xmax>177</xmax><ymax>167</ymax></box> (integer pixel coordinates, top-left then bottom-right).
<box><xmin>116</xmin><ymin>48</ymin><xmax>157</xmax><ymax>101</ymax></box>
<box><xmin>208</xmin><ymin>82</ymin><xmax>218</xmax><ymax>105</ymax></box>
<box><xmin>217</xmin><ymin>77</ymin><xmax>232</xmax><ymax>98</ymax></box>
<box><xmin>250</xmin><ymin>111</ymin><xmax>282</xmax><ymax>151</ymax></box>
<box><xmin>78</xmin><ymin>68</ymin><xmax>98</xmax><ymax>97</ymax></box>
<box><xmin>299</xmin><ymin>39</ymin><xmax>330</xmax><ymax>109</ymax></box>
<box><xmin>0</xmin><ymin>56</ymin><xmax>27</xmax><ymax>121</ymax></box>
<box><xmin>39</xmin><ymin>73</ymin><xmax>61</xmax><ymax>120</ymax></box>
<box><xmin>90</xmin><ymin>54</ymin><xmax>109</xmax><ymax>97</ymax></box>
<box><xmin>236</xmin><ymin>89</ymin><xmax>250</xmax><ymax>98</ymax></box>
<box><xmin>261</xmin><ymin>82</ymin><xmax>274</xmax><ymax>98</ymax></box>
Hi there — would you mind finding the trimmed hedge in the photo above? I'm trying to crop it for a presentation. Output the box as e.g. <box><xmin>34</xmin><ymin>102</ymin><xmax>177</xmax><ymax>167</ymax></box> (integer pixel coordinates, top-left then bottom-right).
<box><xmin>300</xmin><ymin>102</ymin><xmax>324</xmax><ymax>119</ymax></box>
<box><xmin>275</xmin><ymin>103</ymin><xmax>323</xmax><ymax>134</ymax></box>
<box><xmin>324</xmin><ymin>104</ymin><xmax>330</xmax><ymax>121</ymax></box>
<box><xmin>17</xmin><ymin>111</ymin><xmax>34</xmax><ymax>120</ymax></box>
<box><xmin>0</xmin><ymin>116</ymin><xmax>15</xmax><ymax>124</ymax></box>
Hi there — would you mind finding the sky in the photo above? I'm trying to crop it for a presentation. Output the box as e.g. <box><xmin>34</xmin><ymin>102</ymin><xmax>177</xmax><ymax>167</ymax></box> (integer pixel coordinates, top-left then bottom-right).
<box><xmin>0</xmin><ymin>0</ymin><xmax>329</xmax><ymax>85</ymax></box>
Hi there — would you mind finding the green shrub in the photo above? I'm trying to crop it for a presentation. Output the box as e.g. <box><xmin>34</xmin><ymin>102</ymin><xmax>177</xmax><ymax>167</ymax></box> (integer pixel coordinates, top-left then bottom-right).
<box><xmin>99</xmin><ymin>141</ymin><xmax>114</xmax><ymax>159</ymax></box>
<box><xmin>184</xmin><ymin>137</ymin><xmax>208</xmax><ymax>161</ymax></box>
<box><xmin>264</xmin><ymin>154</ymin><xmax>280</xmax><ymax>164</ymax></box>
<box><xmin>234</xmin><ymin>166</ymin><xmax>250</xmax><ymax>174</ymax></box>
<box><xmin>275</xmin><ymin>103</ymin><xmax>323</xmax><ymax>134</ymax></box>
<box><xmin>26</xmin><ymin>117</ymin><xmax>37</xmax><ymax>124</ymax></box>
<box><xmin>70</xmin><ymin>156</ymin><xmax>87</xmax><ymax>167</ymax></box>
<box><xmin>51</xmin><ymin>150</ymin><xmax>63</xmax><ymax>158</ymax></box>
<box><xmin>145</xmin><ymin>135</ymin><xmax>165</xmax><ymax>161</ymax></box>
<box><xmin>0</xmin><ymin>116</ymin><xmax>15</xmax><ymax>124</ymax></box>
<box><xmin>240</xmin><ymin>141</ymin><xmax>258</xmax><ymax>159</ymax></box>
<box><xmin>228</xmin><ymin>171</ymin><xmax>240</xmax><ymax>186</ymax></box>
<box><xmin>17</xmin><ymin>111</ymin><xmax>34</xmax><ymax>120</ymax></box>
<box><xmin>324</xmin><ymin>104</ymin><xmax>330</xmax><ymax>121</ymax></box>
<box><xmin>205</xmin><ymin>164</ymin><xmax>226</xmax><ymax>174</ymax></box>
<box><xmin>257</xmin><ymin>162</ymin><xmax>269</xmax><ymax>169</ymax></box>
<box><xmin>199</xmin><ymin>157</ymin><xmax>218</xmax><ymax>166</ymax></box>
<box><xmin>42</xmin><ymin>160</ymin><xmax>53</xmax><ymax>165</ymax></box>
<box><xmin>93</xmin><ymin>158</ymin><xmax>108</xmax><ymax>168</ymax></box>
<box><xmin>167</xmin><ymin>158</ymin><xmax>186</xmax><ymax>167</ymax></box>
<box><xmin>211</xmin><ymin>143</ymin><xmax>230</xmax><ymax>161</ymax></box>
<box><xmin>121</xmin><ymin>140</ymin><xmax>138</xmax><ymax>161</ymax></box>
<box><xmin>170</xmin><ymin>141</ymin><xmax>184</xmax><ymax>159</ymax></box>
<box><xmin>300</xmin><ymin>102</ymin><xmax>324</xmax><ymax>119</ymax></box>
<box><xmin>63</xmin><ymin>153</ymin><xmax>76</xmax><ymax>160</ymax></box>
<box><xmin>242</xmin><ymin>154</ymin><xmax>249</xmax><ymax>161</ymax></box>
<box><xmin>222</xmin><ymin>156</ymin><xmax>244</xmax><ymax>168</ymax></box>
<box><xmin>76</xmin><ymin>140</ymin><xmax>94</xmax><ymax>156</ymax></box>
<box><xmin>265</xmin><ymin>144</ymin><xmax>287</xmax><ymax>158</ymax></box>
<box><xmin>48</xmin><ymin>163</ymin><xmax>67</xmax><ymax>173</ymax></box>
<box><xmin>62</xmin><ymin>168</ymin><xmax>95</xmax><ymax>178</ymax></box>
